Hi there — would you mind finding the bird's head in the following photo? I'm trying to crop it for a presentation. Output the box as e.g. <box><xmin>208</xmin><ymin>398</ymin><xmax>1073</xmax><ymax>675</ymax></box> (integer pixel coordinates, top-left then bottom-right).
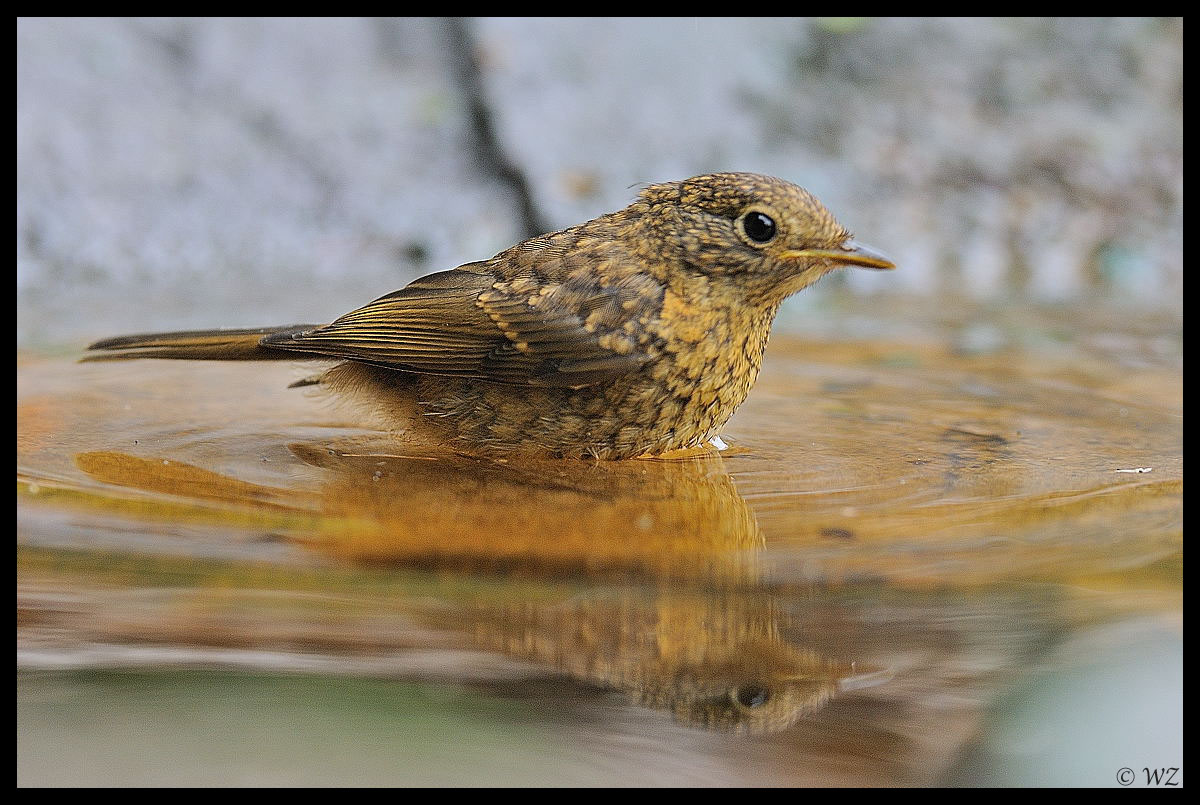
<box><xmin>636</xmin><ymin>172</ymin><xmax>894</xmax><ymax>304</ymax></box>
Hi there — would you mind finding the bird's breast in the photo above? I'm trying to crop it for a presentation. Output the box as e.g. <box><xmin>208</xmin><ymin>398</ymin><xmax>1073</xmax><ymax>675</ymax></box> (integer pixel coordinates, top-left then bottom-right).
<box><xmin>646</xmin><ymin>292</ymin><xmax>776</xmax><ymax>439</ymax></box>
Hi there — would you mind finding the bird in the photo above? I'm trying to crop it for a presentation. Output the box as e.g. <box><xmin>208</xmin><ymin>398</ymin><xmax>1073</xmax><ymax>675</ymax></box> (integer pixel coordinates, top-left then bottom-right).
<box><xmin>86</xmin><ymin>172</ymin><xmax>894</xmax><ymax>459</ymax></box>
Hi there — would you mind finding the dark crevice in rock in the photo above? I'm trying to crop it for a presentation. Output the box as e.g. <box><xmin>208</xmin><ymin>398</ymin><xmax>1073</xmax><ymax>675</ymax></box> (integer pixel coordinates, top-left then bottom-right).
<box><xmin>443</xmin><ymin>18</ymin><xmax>549</xmax><ymax>240</ymax></box>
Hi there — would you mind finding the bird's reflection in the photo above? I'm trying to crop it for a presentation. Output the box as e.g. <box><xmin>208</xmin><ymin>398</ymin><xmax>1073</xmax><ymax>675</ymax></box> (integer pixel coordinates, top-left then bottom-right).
<box><xmin>458</xmin><ymin>590</ymin><xmax>867</xmax><ymax>734</ymax></box>
<box><xmin>283</xmin><ymin>440</ymin><xmax>762</xmax><ymax>580</ymax></box>
<box><xmin>71</xmin><ymin>440</ymin><xmax>876</xmax><ymax>732</ymax></box>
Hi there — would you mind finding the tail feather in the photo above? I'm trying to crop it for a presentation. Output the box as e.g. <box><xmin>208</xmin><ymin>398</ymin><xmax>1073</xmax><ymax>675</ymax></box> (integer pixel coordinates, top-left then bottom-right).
<box><xmin>84</xmin><ymin>325</ymin><xmax>323</xmax><ymax>362</ymax></box>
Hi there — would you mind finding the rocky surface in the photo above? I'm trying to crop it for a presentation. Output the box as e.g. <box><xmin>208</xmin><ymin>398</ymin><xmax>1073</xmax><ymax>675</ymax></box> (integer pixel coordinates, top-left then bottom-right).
<box><xmin>17</xmin><ymin>18</ymin><xmax>1182</xmax><ymax>346</ymax></box>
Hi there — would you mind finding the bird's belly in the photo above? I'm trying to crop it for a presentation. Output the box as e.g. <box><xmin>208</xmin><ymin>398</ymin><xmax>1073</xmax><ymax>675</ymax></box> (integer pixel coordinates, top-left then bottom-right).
<box><xmin>414</xmin><ymin>363</ymin><xmax>753</xmax><ymax>459</ymax></box>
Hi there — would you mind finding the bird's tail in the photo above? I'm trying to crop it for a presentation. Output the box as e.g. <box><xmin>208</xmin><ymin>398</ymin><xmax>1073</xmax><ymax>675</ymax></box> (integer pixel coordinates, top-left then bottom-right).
<box><xmin>83</xmin><ymin>325</ymin><xmax>322</xmax><ymax>362</ymax></box>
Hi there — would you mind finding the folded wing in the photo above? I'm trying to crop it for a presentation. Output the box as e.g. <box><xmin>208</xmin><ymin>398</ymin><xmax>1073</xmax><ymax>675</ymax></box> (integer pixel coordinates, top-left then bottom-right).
<box><xmin>262</xmin><ymin>262</ymin><xmax>660</xmax><ymax>388</ymax></box>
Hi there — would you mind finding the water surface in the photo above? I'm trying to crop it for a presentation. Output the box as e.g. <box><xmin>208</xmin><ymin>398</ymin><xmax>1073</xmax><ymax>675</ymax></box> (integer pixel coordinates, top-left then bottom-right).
<box><xmin>17</xmin><ymin>297</ymin><xmax>1182</xmax><ymax>786</ymax></box>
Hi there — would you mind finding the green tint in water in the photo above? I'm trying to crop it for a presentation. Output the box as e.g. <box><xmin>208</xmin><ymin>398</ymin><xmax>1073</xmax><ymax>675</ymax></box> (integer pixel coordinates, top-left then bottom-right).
<box><xmin>16</xmin><ymin>297</ymin><xmax>1182</xmax><ymax>785</ymax></box>
<box><xmin>17</xmin><ymin>671</ymin><xmax>574</xmax><ymax>787</ymax></box>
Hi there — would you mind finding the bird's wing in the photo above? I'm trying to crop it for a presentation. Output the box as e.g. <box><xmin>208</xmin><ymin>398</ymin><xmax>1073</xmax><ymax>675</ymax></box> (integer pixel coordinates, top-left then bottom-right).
<box><xmin>261</xmin><ymin>262</ymin><xmax>662</xmax><ymax>387</ymax></box>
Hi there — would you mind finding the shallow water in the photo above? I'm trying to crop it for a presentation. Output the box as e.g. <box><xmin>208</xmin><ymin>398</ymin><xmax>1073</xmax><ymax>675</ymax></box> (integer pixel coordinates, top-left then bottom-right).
<box><xmin>17</xmin><ymin>297</ymin><xmax>1182</xmax><ymax>786</ymax></box>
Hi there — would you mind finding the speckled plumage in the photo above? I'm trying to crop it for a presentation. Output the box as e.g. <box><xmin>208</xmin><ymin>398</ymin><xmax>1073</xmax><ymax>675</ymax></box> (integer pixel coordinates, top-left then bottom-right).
<box><xmin>88</xmin><ymin>173</ymin><xmax>893</xmax><ymax>458</ymax></box>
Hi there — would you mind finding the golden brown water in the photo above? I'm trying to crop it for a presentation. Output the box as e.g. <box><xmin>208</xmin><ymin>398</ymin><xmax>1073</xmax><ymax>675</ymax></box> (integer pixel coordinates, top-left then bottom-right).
<box><xmin>16</xmin><ymin>297</ymin><xmax>1182</xmax><ymax>786</ymax></box>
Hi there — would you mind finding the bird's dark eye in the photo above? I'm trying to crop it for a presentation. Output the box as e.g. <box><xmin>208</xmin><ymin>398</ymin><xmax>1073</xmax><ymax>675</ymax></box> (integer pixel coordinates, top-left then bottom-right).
<box><xmin>733</xmin><ymin>685</ymin><xmax>771</xmax><ymax>709</ymax></box>
<box><xmin>741</xmin><ymin>212</ymin><xmax>777</xmax><ymax>244</ymax></box>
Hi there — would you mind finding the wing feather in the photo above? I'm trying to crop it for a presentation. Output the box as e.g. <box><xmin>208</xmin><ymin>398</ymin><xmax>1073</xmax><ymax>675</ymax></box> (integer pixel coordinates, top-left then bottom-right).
<box><xmin>260</xmin><ymin>262</ymin><xmax>660</xmax><ymax>387</ymax></box>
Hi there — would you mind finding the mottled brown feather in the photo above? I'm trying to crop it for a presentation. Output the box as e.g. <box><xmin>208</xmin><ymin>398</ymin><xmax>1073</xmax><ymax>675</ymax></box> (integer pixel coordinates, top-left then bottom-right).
<box><xmin>260</xmin><ymin>240</ymin><xmax>663</xmax><ymax>387</ymax></box>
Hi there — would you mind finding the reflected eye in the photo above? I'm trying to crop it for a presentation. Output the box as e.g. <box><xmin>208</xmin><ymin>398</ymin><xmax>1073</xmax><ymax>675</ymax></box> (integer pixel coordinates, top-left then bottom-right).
<box><xmin>741</xmin><ymin>212</ymin><xmax>777</xmax><ymax>244</ymax></box>
<box><xmin>732</xmin><ymin>684</ymin><xmax>771</xmax><ymax>709</ymax></box>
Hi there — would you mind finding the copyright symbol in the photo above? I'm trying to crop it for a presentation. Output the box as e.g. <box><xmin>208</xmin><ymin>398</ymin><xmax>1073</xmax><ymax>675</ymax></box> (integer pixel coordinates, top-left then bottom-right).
<box><xmin>1116</xmin><ymin>767</ymin><xmax>1135</xmax><ymax>786</ymax></box>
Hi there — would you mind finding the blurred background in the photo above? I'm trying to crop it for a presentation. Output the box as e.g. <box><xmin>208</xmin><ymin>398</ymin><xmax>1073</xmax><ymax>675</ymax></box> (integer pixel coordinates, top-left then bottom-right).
<box><xmin>17</xmin><ymin>18</ymin><xmax>1183</xmax><ymax>787</ymax></box>
<box><xmin>17</xmin><ymin>17</ymin><xmax>1182</xmax><ymax>347</ymax></box>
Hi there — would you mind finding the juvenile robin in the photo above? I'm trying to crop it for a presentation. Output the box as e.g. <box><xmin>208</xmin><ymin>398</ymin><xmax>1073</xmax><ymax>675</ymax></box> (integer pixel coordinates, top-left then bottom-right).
<box><xmin>88</xmin><ymin>173</ymin><xmax>894</xmax><ymax>459</ymax></box>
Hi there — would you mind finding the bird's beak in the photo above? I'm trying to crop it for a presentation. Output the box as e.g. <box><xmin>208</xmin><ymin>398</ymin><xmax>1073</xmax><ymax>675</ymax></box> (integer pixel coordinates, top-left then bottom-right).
<box><xmin>780</xmin><ymin>239</ymin><xmax>896</xmax><ymax>270</ymax></box>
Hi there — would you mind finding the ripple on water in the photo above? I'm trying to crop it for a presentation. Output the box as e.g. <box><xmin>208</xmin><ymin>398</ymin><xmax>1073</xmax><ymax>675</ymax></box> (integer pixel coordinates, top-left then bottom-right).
<box><xmin>15</xmin><ymin>302</ymin><xmax>1182</xmax><ymax>781</ymax></box>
